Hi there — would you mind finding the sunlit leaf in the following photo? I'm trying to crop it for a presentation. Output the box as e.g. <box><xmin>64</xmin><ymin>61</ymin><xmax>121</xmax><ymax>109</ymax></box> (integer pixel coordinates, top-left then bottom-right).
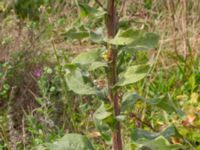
<box><xmin>78</xmin><ymin>3</ymin><xmax>98</xmax><ymax>17</ymax></box>
<box><xmin>94</xmin><ymin>103</ymin><xmax>112</xmax><ymax>120</ymax></box>
<box><xmin>106</xmin><ymin>28</ymin><xmax>159</xmax><ymax>51</ymax></box>
<box><xmin>89</xmin><ymin>62</ymin><xmax>107</xmax><ymax>71</ymax></box>
<box><xmin>116</xmin><ymin>64</ymin><xmax>150</xmax><ymax>86</ymax></box>
<box><xmin>75</xmin><ymin>1</ymin><xmax>106</xmax><ymax>18</ymax></box>
<box><xmin>32</xmin><ymin>145</ymin><xmax>47</xmax><ymax>150</ymax></box>
<box><xmin>130</xmin><ymin>32</ymin><xmax>159</xmax><ymax>51</ymax></box>
<box><xmin>107</xmin><ymin>29</ymin><xmax>140</xmax><ymax>45</ymax></box>
<box><xmin>116</xmin><ymin>115</ymin><xmax>126</xmax><ymax>121</ymax></box>
<box><xmin>65</xmin><ymin>69</ymin><xmax>97</xmax><ymax>95</ymax></box>
<box><xmin>46</xmin><ymin>134</ymin><xmax>94</xmax><ymax>150</ymax></box>
<box><xmin>72</xmin><ymin>49</ymin><xmax>102</xmax><ymax>65</ymax></box>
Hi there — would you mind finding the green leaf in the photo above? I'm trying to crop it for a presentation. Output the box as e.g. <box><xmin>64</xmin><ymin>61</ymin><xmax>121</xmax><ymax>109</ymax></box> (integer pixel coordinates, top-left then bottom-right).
<box><xmin>46</xmin><ymin>134</ymin><xmax>94</xmax><ymax>150</ymax></box>
<box><xmin>116</xmin><ymin>115</ymin><xmax>126</xmax><ymax>121</ymax></box>
<box><xmin>121</xmin><ymin>92</ymin><xmax>143</xmax><ymax>112</ymax></box>
<box><xmin>161</xmin><ymin>125</ymin><xmax>181</xmax><ymax>139</ymax></box>
<box><xmin>93</xmin><ymin>103</ymin><xmax>116</xmax><ymax>130</ymax></box>
<box><xmin>147</xmin><ymin>95</ymin><xmax>181</xmax><ymax>114</ymax></box>
<box><xmin>75</xmin><ymin>2</ymin><xmax>106</xmax><ymax>18</ymax></box>
<box><xmin>72</xmin><ymin>49</ymin><xmax>102</xmax><ymax>65</ymax></box>
<box><xmin>130</xmin><ymin>32</ymin><xmax>159</xmax><ymax>51</ymax></box>
<box><xmin>62</xmin><ymin>25</ymin><xmax>89</xmax><ymax>40</ymax></box>
<box><xmin>132</xmin><ymin>128</ymin><xmax>159</xmax><ymax>141</ymax></box>
<box><xmin>94</xmin><ymin>103</ymin><xmax>112</xmax><ymax>120</ymax></box>
<box><xmin>121</xmin><ymin>92</ymin><xmax>184</xmax><ymax>115</ymax></box>
<box><xmin>32</xmin><ymin>145</ymin><xmax>47</xmax><ymax>150</ymax></box>
<box><xmin>89</xmin><ymin>27</ymin><xmax>104</xmax><ymax>43</ymax></box>
<box><xmin>93</xmin><ymin>103</ymin><xmax>112</xmax><ymax>141</ymax></box>
<box><xmin>116</xmin><ymin>64</ymin><xmax>150</xmax><ymax>86</ymax></box>
<box><xmin>89</xmin><ymin>62</ymin><xmax>107</xmax><ymax>71</ymax></box>
<box><xmin>106</xmin><ymin>28</ymin><xmax>159</xmax><ymax>50</ymax></box>
<box><xmin>93</xmin><ymin>118</ymin><xmax>111</xmax><ymax>142</ymax></box>
<box><xmin>135</xmin><ymin>136</ymin><xmax>182</xmax><ymax>150</ymax></box>
<box><xmin>132</xmin><ymin>125</ymin><xmax>181</xmax><ymax>142</ymax></box>
<box><xmin>65</xmin><ymin>69</ymin><xmax>97</xmax><ymax>95</ymax></box>
<box><xmin>107</xmin><ymin>29</ymin><xmax>140</xmax><ymax>45</ymax></box>
<box><xmin>78</xmin><ymin>3</ymin><xmax>98</xmax><ymax>17</ymax></box>
<box><xmin>63</xmin><ymin>27</ymin><xmax>89</xmax><ymax>41</ymax></box>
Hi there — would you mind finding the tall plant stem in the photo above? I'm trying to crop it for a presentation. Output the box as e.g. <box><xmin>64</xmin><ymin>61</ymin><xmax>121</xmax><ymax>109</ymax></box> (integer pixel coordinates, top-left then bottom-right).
<box><xmin>106</xmin><ymin>0</ymin><xmax>122</xmax><ymax>150</ymax></box>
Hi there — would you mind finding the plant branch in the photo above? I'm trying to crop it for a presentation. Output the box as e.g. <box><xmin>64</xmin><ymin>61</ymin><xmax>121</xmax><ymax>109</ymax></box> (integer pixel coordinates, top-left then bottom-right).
<box><xmin>120</xmin><ymin>0</ymin><xmax>127</xmax><ymax>17</ymax></box>
<box><xmin>130</xmin><ymin>113</ymin><xmax>157</xmax><ymax>132</ymax></box>
<box><xmin>95</xmin><ymin>0</ymin><xmax>107</xmax><ymax>11</ymax></box>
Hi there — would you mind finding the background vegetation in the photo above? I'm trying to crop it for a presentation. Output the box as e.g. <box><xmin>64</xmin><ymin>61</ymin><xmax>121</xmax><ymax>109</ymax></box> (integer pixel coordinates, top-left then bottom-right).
<box><xmin>1</xmin><ymin>0</ymin><xmax>200</xmax><ymax>149</ymax></box>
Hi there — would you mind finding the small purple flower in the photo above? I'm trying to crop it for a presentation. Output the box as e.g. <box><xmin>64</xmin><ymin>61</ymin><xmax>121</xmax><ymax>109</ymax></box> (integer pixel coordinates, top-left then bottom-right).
<box><xmin>33</xmin><ymin>69</ymin><xmax>42</xmax><ymax>79</ymax></box>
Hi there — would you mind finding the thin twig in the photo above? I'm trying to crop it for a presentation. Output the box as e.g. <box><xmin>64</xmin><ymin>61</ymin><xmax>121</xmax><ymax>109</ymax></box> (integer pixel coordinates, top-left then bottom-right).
<box><xmin>120</xmin><ymin>0</ymin><xmax>127</xmax><ymax>16</ymax></box>
<box><xmin>95</xmin><ymin>0</ymin><xmax>107</xmax><ymax>11</ymax></box>
<box><xmin>130</xmin><ymin>113</ymin><xmax>157</xmax><ymax>132</ymax></box>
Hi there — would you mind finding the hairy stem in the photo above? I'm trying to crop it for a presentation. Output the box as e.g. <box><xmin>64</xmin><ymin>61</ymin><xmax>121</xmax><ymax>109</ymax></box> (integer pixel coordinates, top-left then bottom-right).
<box><xmin>106</xmin><ymin>0</ymin><xmax>122</xmax><ymax>150</ymax></box>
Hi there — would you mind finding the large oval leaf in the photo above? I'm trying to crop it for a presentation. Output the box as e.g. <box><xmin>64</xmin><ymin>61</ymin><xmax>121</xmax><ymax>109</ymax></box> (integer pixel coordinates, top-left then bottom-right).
<box><xmin>116</xmin><ymin>64</ymin><xmax>150</xmax><ymax>86</ymax></box>
<box><xmin>72</xmin><ymin>49</ymin><xmax>103</xmax><ymax>65</ymax></box>
<box><xmin>93</xmin><ymin>103</ymin><xmax>112</xmax><ymax>120</ymax></box>
<box><xmin>46</xmin><ymin>134</ymin><xmax>94</xmax><ymax>150</ymax></box>
<box><xmin>135</xmin><ymin>136</ymin><xmax>182</xmax><ymax>150</ymax></box>
<box><xmin>132</xmin><ymin>125</ymin><xmax>181</xmax><ymax>142</ymax></box>
<box><xmin>106</xmin><ymin>28</ymin><xmax>159</xmax><ymax>50</ymax></box>
<box><xmin>106</xmin><ymin>29</ymin><xmax>140</xmax><ymax>45</ymax></box>
<box><xmin>65</xmin><ymin>69</ymin><xmax>97</xmax><ymax>95</ymax></box>
<box><xmin>130</xmin><ymin>32</ymin><xmax>160</xmax><ymax>51</ymax></box>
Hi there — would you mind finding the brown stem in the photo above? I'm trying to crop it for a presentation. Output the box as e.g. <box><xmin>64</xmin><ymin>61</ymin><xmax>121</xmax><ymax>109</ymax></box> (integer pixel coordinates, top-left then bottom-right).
<box><xmin>105</xmin><ymin>0</ymin><xmax>122</xmax><ymax>150</ymax></box>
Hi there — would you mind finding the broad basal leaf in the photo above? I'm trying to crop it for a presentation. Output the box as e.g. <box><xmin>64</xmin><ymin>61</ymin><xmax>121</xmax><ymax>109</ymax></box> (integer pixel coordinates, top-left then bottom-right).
<box><xmin>116</xmin><ymin>64</ymin><xmax>150</xmax><ymax>86</ymax></box>
<box><xmin>46</xmin><ymin>134</ymin><xmax>94</xmax><ymax>150</ymax></box>
<box><xmin>65</xmin><ymin>69</ymin><xmax>97</xmax><ymax>95</ymax></box>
